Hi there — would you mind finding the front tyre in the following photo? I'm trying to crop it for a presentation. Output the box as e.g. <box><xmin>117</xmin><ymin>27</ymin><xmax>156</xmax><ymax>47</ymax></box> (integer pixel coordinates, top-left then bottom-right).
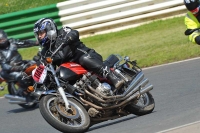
<box><xmin>125</xmin><ymin>92</ymin><xmax>155</xmax><ymax>116</ymax></box>
<box><xmin>39</xmin><ymin>95</ymin><xmax>90</xmax><ymax>133</ymax></box>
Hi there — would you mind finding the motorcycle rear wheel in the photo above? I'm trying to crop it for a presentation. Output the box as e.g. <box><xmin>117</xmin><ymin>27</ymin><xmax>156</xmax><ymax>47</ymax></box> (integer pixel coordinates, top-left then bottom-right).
<box><xmin>125</xmin><ymin>92</ymin><xmax>155</xmax><ymax>116</ymax></box>
<box><xmin>39</xmin><ymin>95</ymin><xmax>90</xmax><ymax>133</ymax></box>
<box><xmin>8</xmin><ymin>82</ymin><xmax>37</xmax><ymax>109</ymax></box>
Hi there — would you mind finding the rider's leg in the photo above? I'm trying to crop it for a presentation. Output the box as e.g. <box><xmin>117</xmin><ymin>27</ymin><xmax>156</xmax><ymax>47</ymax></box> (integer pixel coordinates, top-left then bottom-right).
<box><xmin>78</xmin><ymin>50</ymin><xmax>124</xmax><ymax>89</ymax></box>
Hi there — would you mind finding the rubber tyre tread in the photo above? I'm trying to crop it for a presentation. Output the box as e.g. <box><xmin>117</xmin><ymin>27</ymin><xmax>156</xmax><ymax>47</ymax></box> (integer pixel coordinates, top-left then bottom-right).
<box><xmin>125</xmin><ymin>92</ymin><xmax>155</xmax><ymax>116</ymax></box>
<box><xmin>39</xmin><ymin>95</ymin><xmax>90</xmax><ymax>133</ymax></box>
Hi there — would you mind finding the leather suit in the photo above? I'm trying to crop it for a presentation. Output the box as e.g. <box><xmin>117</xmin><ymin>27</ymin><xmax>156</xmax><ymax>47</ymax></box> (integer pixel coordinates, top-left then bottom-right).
<box><xmin>0</xmin><ymin>38</ymin><xmax>37</xmax><ymax>84</ymax></box>
<box><xmin>41</xmin><ymin>27</ymin><xmax>104</xmax><ymax>75</ymax></box>
<box><xmin>39</xmin><ymin>26</ymin><xmax>123</xmax><ymax>89</ymax></box>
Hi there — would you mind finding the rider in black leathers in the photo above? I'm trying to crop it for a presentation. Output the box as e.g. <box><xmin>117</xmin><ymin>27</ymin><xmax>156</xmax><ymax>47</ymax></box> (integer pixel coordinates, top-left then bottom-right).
<box><xmin>33</xmin><ymin>18</ymin><xmax>124</xmax><ymax>90</ymax></box>
<box><xmin>0</xmin><ymin>29</ymin><xmax>38</xmax><ymax>96</ymax></box>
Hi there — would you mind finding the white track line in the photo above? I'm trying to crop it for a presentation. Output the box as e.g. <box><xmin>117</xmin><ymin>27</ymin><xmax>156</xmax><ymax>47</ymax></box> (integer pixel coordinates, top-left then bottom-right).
<box><xmin>143</xmin><ymin>57</ymin><xmax>200</xmax><ymax>70</ymax></box>
<box><xmin>156</xmin><ymin>120</ymin><xmax>200</xmax><ymax>133</ymax></box>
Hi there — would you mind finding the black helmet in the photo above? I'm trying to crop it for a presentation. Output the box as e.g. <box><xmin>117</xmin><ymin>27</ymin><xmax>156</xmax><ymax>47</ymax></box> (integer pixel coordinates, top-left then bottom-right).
<box><xmin>184</xmin><ymin>0</ymin><xmax>200</xmax><ymax>14</ymax></box>
<box><xmin>33</xmin><ymin>18</ymin><xmax>57</xmax><ymax>46</ymax></box>
<box><xmin>0</xmin><ymin>29</ymin><xmax>9</xmax><ymax>49</ymax></box>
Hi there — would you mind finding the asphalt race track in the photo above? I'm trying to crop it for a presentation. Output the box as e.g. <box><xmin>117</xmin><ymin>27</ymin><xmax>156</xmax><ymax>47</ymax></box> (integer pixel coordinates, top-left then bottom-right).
<box><xmin>1</xmin><ymin>57</ymin><xmax>200</xmax><ymax>133</ymax></box>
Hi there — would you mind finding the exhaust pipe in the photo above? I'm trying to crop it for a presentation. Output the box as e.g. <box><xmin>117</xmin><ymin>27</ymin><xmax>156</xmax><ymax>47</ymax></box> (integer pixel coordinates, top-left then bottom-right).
<box><xmin>124</xmin><ymin>72</ymin><xmax>144</xmax><ymax>94</ymax></box>
<box><xmin>4</xmin><ymin>94</ymin><xmax>26</xmax><ymax>102</ymax></box>
<box><xmin>80</xmin><ymin>84</ymin><xmax>154</xmax><ymax>110</ymax></box>
<box><xmin>126</xmin><ymin>84</ymin><xmax>153</xmax><ymax>101</ymax></box>
<box><xmin>8</xmin><ymin>100</ymin><xmax>26</xmax><ymax>104</ymax></box>
<box><xmin>87</xmin><ymin>71</ymin><xmax>145</xmax><ymax>100</ymax></box>
<box><xmin>140</xmin><ymin>84</ymin><xmax>153</xmax><ymax>94</ymax></box>
<box><xmin>86</xmin><ymin>78</ymin><xmax>150</xmax><ymax>103</ymax></box>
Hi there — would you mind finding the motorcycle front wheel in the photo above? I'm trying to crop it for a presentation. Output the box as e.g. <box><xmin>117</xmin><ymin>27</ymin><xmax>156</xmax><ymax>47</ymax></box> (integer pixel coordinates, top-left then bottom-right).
<box><xmin>39</xmin><ymin>95</ymin><xmax>90</xmax><ymax>133</ymax></box>
<box><xmin>125</xmin><ymin>92</ymin><xmax>155</xmax><ymax>116</ymax></box>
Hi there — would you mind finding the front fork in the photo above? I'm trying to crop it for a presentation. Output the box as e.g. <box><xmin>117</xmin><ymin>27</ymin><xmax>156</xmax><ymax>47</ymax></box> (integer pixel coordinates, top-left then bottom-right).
<box><xmin>49</xmin><ymin>64</ymin><xmax>71</xmax><ymax>111</ymax></box>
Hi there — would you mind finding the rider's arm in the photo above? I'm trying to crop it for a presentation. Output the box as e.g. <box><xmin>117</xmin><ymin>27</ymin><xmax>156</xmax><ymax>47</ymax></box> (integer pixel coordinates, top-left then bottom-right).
<box><xmin>5</xmin><ymin>43</ymin><xmax>22</xmax><ymax>62</ymax></box>
<box><xmin>8</xmin><ymin>38</ymin><xmax>38</xmax><ymax>48</ymax></box>
<box><xmin>1</xmin><ymin>63</ymin><xmax>22</xmax><ymax>72</ymax></box>
<box><xmin>1</xmin><ymin>63</ymin><xmax>12</xmax><ymax>72</ymax></box>
<box><xmin>184</xmin><ymin>12</ymin><xmax>200</xmax><ymax>45</ymax></box>
<box><xmin>62</xmin><ymin>27</ymin><xmax>79</xmax><ymax>44</ymax></box>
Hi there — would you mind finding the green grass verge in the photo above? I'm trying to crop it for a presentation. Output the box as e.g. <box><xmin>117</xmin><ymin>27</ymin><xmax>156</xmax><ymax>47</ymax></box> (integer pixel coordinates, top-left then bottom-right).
<box><xmin>1</xmin><ymin>16</ymin><xmax>199</xmax><ymax>97</ymax></box>
<box><xmin>81</xmin><ymin>16</ymin><xmax>200</xmax><ymax>67</ymax></box>
<box><xmin>0</xmin><ymin>0</ymin><xmax>66</xmax><ymax>15</ymax></box>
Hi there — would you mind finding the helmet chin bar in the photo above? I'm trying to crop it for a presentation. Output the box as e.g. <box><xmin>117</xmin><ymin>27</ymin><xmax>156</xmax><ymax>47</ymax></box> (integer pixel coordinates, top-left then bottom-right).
<box><xmin>40</xmin><ymin>36</ymin><xmax>49</xmax><ymax>46</ymax></box>
<box><xmin>47</xmin><ymin>30</ymin><xmax>57</xmax><ymax>41</ymax></box>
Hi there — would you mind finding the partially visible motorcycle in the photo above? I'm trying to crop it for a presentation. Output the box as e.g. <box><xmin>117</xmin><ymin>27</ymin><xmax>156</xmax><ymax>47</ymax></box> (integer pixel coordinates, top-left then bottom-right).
<box><xmin>30</xmin><ymin>42</ymin><xmax>155</xmax><ymax>133</ymax></box>
<box><xmin>1</xmin><ymin>60</ymin><xmax>42</xmax><ymax>109</ymax></box>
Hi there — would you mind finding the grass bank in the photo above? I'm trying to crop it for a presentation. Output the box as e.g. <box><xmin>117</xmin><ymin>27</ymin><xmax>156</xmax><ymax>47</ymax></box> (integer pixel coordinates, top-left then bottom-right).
<box><xmin>1</xmin><ymin>16</ymin><xmax>200</xmax><ymax>97</ymax></box>
<box><xmin>19</xmin><ymin>16</ymin><xmax>200</xmax><ymax>67</ymax></box>
<box><xmin>0</xmin><ymin>0</ymin><xmax>66</xmax><ymax>15</ymax></box>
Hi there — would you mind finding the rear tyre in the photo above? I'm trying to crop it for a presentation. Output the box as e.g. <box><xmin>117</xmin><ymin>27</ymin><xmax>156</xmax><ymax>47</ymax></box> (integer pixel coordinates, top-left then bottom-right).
<box><xmin>125</xmin><ymin>92</ymin><xmax>155</xmax><ymax>116</ymax></box>
<box><xmin>39</xmin><ymin>95</ymin><xmax>90</xmax><ymax>133</ymax></box>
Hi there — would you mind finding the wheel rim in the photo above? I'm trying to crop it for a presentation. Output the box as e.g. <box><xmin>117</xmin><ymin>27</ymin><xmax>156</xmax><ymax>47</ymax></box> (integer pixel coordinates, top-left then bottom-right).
<box><xmin>136</xmin><ymin>93</ymin><xmax>150</xmax><ymax>107</ymax></box>
<box><xmin>46</xmin><ymin>97</ymin><xmax>87</xmax><ymax>127</ymax></box>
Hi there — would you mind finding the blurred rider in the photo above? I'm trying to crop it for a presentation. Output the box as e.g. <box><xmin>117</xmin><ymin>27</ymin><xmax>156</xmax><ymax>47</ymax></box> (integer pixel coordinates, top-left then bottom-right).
<box><xmin>0</xmin><ymin>29</ymin><xmax>38</xmax><ymax>96</ymax></box>
<box><xmin>33</xmin><ymin>18</ymin><xmax>124</xmax><ymax>90</ymax></box>
<box><xmin>184</xmin><ymin>0</ymin><xmax>200</xmax><ymax>44</ymax></box>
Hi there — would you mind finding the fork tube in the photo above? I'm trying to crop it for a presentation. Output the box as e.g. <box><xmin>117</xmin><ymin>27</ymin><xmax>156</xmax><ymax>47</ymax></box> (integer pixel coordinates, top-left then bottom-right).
<box><xmin>58</xmin><ymin>87</ymin><xmax>70</xmax><ymax>110</ymax></box>
<box><xmin>49</xmin><ymin>64</ymin><xmax>70</xmax><ymax>110</ymax></box>
<box><xmin>49</xmin><ymin>64</ymin><xmax>61</xmax><ymax>87</ymax></box>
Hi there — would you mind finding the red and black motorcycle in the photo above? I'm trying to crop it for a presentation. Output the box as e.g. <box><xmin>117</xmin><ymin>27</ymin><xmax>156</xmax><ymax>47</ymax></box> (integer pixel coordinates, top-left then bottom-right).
<box><xmin>30</xmin><ymin>43</ymin><xmax>155</xmax><ymax>133</ymax></box>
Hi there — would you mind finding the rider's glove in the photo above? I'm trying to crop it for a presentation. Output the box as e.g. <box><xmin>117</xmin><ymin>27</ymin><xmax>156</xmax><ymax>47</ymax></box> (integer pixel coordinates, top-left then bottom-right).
<box><xmin>10</xmin><ymin>66</ymin><xmax>23</xmax><ymax>72</ymax></box>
